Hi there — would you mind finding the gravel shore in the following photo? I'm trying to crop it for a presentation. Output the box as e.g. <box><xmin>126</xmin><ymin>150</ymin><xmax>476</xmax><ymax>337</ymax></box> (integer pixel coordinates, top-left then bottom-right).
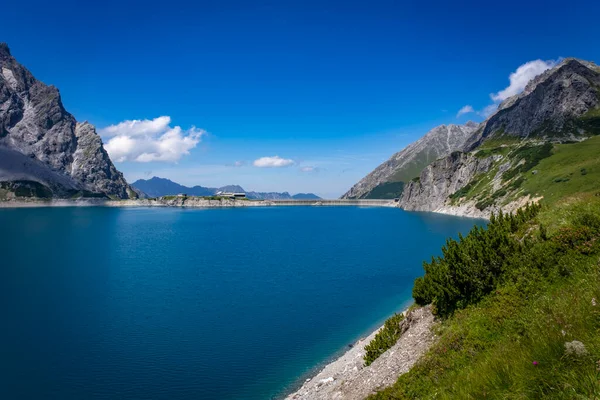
<box><xmin>285</xmin><ymin>305</ymin><xmax>436</xmax><ymax>400</ymax></box>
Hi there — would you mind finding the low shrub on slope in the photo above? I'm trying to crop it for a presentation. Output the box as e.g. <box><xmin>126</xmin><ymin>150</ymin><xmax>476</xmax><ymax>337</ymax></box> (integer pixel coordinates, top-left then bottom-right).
<box><xmin>364</xmin><ymin>313</ymin><xmax>405</xmax><ymax>366</ymax></box>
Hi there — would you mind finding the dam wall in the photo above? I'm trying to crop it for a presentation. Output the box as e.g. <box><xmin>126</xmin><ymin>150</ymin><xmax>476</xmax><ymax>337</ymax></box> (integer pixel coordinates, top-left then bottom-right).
<box><xmin>269</xmin><ymin>199</ymin><xmax>394</xmax><ymax>207</ymax></box>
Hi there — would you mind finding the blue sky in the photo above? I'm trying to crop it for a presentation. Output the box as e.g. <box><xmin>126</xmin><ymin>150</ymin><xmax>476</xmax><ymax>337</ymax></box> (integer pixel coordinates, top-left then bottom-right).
<box><xmin>3</xmin><ymin>0</ymin><xmax>600</xmax><ymax>198</ymax></box>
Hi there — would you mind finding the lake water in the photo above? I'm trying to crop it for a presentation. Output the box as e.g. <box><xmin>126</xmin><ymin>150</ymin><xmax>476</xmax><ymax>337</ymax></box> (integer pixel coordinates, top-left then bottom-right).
<box><xmin>0</xmin><ymin>206</ymin><xmax>481</xmax><ymax>399</ymax></box>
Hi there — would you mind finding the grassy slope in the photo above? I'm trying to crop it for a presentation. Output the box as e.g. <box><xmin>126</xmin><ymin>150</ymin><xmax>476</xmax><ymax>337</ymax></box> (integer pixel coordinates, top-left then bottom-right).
<box><xmin>370</xmin><ymin>195</ymin><xmax>600</xmax><ymax>399</ymax></box>
<box><xmin>449</xmin><ymin>135</ymin><xmax>600</xmax><ymax>211</ymax></box>
<box><xmin>364</xmin><ymin>181</ymin><xmax>405</xmax><ymax>199</ymax></box>
<box><xmin>523</xmin><ymin>136</ymin><xmax>600</xmax><ymax>204</ymax></box>
<box><xmin>362</xmin><ymin>153</ymin><xmax>437</xmax><ymax>199</ymax></box>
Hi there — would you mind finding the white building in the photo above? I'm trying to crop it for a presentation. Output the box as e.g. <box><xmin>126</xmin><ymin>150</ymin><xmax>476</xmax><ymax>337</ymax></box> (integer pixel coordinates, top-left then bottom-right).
<box><xmin>216</xmin><ymin>191</ymin><xmax>246</xmax><ymax>199</ymax></box>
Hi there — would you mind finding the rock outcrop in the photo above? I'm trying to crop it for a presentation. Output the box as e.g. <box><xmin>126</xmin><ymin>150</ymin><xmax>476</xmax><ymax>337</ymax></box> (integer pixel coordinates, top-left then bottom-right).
<box><xmin>399</xmin><ymin>152</ymin><xmax>496</xmax><ymax>213</ymax></box>
<box><xmin>342</xmin><ymin>122</ymin><xmax>479</xmax><ymax>199</ymax></box>
<box><xmin>0</xmin><ymin>43</ymin><xmax>135</xmax><ymax>198</ymax></box>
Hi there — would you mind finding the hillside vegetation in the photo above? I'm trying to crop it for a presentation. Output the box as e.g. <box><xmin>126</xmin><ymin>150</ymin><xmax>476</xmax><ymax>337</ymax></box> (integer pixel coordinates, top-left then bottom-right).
<box><xmin>449</xmin><ymin>135</ymin><xmax>600</xmax><ymax>212</ymax></box>
<box><xmin>368</xmin><ymin>194</ymin><xmax>600</xmax><ymax>399</ymax></box>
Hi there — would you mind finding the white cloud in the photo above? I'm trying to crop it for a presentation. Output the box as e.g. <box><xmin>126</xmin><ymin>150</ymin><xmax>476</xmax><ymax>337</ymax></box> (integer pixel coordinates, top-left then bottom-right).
<box><xmin>456</xmin><ymin>105</ymin><xmax>474</xmax><ymax>118</ymax></box>
<box><xmin>100</xmin><ymin>116</ymin><xmax>204</xmax><ymax>163</ymax></box>
<box><xmin>233</xmin><ymin>160</ymin><xmax>245</xmax><ymax>167</ymax></box>
<box><xmin>490</xmin><ymin>59</ymin><xmax>558</xmax><ymax>102</ymax></box>
<box><xmin>300</xmin><ymin>166</ymin><xmax>317</xmax><ymax>172</ymax></box>
<box><xmin>253</xmin><ymin>155</ymin><xmax>295</xmax><ymax>168</ymax></box>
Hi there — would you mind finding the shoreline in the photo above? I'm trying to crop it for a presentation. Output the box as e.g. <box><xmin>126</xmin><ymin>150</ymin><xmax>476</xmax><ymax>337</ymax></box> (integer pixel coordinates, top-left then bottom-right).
<box><xmin>284</xmin><ymin>305</ymin><xmax>436</xmax><ymax>400</ymax></box>
<box><xmin>0</xmin><ymin>198</ymin><xmax>396</xmax><ymax>209</ymax></box>
<box><xmin>279</xmin><ymin>317</ymin><xmax>390</xmax><ymax>399</ymax></box>
<box><xmin>0</xmin><ymin>198</ymin><xmax>491</xmax><ymax>220</ymax></box>
<box><xmin>281</xmin><ymin>317</ymin><xmax>390</xmax><ymax>400</ymax></box>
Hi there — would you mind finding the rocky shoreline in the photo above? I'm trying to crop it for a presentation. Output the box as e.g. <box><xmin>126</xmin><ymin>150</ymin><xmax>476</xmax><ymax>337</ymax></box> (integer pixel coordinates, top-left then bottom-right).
<box><xmin>0</xmin><ymin>196</ymin><xmax>497</xmax><ymax>223</ymax></box>
<box><xmin>0</xmin><ymin>198</ymin><xmax>396</xmax><ymax>209</ymax></box>
<box><xmin>285</xmin><ymin>306</ymin><xmax>436</xmax><ymax>400</ymax></box>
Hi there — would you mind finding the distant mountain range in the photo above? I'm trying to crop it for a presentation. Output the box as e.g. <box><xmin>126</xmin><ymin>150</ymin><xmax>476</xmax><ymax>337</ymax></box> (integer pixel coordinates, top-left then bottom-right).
<box><xmin>131</xmin><ymin>177</ymin><xmax>321</xmax><ymax>200</ymax></box>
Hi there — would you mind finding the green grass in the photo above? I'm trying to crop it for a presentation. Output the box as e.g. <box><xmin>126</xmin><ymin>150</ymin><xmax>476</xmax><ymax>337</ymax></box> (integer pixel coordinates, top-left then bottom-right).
<box><xmin>575</xmin><ymin>107</ymin><xmax>600</xmax><ymax>136</ymax></box>
<box><xmin>501</xmin><ymin>142</ymin><xmax>554</xmax><ymax>182</ymax></box>
<box><xmin>449</xmin><ymin>180</ymin><xmax>478</xmax><ymax>201</ymax></box>
<box><xmin>370</xmin><ymin>196</ymin><xmax>600</xmax><ymax>399</ymax></box>
<box><xmin>450</xmin><ymin>137</ymin><xmax>600</xmax><ymax>211</ymax></box>
<box><xmin>521</xmin><ymin>136</ymin><xmax>600</xmax><ymax>205</ymax></box>
<box><xmin>364</xmin><ymin>181</ymin><xmax>406</xmax><ymax>199</ymax></box>
<box><xmin>387</xmin><ymin>156</ymin><xmax>439</xmax><ymax>184</ymax></box>
<box><xmin>475</xmin><ymin>187</ymin><xmax>508</xmax><ymax>210</ymax></box>
<box><xmin>474</xmin><ymin>147</ymin><xmax>503</xmax><ymax>158</ymax></box>
<box><xmin>0</xmin><ymin>180</ymin><xmax>53</xmax><ymax>198</ymax></box>
<box><xmin>68</xmin><ymin>190</ymin><xmax>108</xmax><ymax>199</ymax></box>
<box><xmin>478</xmin><ymin>133</ymin><xmax>523</xmax><ymax>150</ymax></box>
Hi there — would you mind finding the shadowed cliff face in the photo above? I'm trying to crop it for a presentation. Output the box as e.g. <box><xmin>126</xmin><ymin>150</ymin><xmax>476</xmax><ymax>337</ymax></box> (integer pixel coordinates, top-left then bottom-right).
<box><xmin>0</xmin><ymin>43</ymin><xmax>135</xmax><ymax>199</ymax></box>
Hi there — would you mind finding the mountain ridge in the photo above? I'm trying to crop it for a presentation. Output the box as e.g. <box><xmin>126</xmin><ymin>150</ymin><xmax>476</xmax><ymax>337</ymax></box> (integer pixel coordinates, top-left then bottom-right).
<box><xmin>132</xmin><ymin>176</ymin><xmax>322</xmax><ymax>200</ymax></box>
<box><xmin>341</xmin><ymin>121</ymin><xmax>479</xmax><ymax>199</ymax></box>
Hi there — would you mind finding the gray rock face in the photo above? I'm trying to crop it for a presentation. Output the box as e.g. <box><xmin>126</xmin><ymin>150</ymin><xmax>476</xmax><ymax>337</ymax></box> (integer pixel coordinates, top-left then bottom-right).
<box><xmin>399</xmin><ymin>152</ymin><xmax>495</xmax><ymax>212</ymax></box>
<box><xmin>342</xmin><ymin>122</ymin><xmax>479</xmax><ymax>199</ymax></box>
<box><xmin>71</xmin><ymin>123</ymin><xmax>131</xmax><ymax>198</ymax></box>
<box><xmin>464</xmin><ymin>59</ymin><xmax>600</xmax><ymax>150</ymax></box>
<box><xmin>0</xmin><ymin>43</ymin><xmax>134</xmax><ymax>198</ymax></box>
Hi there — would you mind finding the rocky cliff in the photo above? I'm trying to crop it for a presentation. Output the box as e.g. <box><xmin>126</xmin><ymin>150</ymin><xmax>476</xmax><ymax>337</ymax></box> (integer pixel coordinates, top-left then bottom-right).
<box><xmin>398</xmin><ymin>152</ymin><xmax>496</xmax><ymax>214</ymax></box>
<box><xmin>342</xmin><ymin>122</ymin><xmax>479</xmax><ymax>199</ymax></box>
<box><xmin>0</xmin><ymin>43</ymin><xmax>135</xmax><ymax>199</ymax></box>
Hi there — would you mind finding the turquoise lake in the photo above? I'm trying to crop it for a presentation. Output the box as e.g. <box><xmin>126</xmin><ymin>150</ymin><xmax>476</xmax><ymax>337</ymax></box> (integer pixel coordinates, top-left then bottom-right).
<box><xmin>0</xmin><ymin>206</ymin><xmax>481</xmax><ymax>399</ymax></box>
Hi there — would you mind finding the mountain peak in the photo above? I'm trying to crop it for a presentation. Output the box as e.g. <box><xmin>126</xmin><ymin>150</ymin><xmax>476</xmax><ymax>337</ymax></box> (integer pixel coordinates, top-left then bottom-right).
<box><xmin>0</xmin><ymin>43</ymin><xmax>11</xmax><ymax>58</ymax></box>
<box><xmin>463</xmin><ymin>57</ymin><xmax>600</xmax><ymax>150</ymax></box>
<box><xmin>505</xmin><ymin>57</ymin><xmax>599</xmax><ymax>110</ymax></box>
